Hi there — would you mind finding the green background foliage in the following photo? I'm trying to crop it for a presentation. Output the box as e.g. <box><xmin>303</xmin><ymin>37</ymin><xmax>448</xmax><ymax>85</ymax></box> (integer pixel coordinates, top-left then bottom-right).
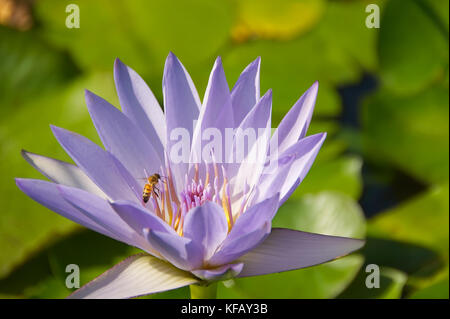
<box><xmin>0</xmin><ymin>0</ymin><xmax>448</xmax><ymax>298</ymax></box>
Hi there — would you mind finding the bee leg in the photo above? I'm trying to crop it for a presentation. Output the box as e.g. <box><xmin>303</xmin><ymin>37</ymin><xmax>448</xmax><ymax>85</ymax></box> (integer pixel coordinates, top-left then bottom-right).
<box><xmin>153</xmin><ymin>187</ymin><xmax>160</xmax><ymax>199</ymax></box>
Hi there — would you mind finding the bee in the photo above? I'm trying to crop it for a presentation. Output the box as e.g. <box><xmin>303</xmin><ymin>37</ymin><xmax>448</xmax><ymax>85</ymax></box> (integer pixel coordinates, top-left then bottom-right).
<box><xmin>142</xmin><ymin>173</ymin><xmax>162</xmax><ymax>203</ymax></box>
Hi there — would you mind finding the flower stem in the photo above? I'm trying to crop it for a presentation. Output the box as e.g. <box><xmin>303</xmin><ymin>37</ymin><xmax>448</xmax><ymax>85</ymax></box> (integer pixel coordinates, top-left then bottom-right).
<box><xmin>189</xmin><ymin>283</ymin><xmax>217</xmax><ymax>299</ymax></box>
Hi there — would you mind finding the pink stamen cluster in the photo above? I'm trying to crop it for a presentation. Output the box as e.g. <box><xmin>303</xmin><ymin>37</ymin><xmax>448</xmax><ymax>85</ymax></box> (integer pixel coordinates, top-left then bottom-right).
<box><xmin>145</xmin><ymin>160</ymin><xmax>251</xmax><ymax>235</ymax></box>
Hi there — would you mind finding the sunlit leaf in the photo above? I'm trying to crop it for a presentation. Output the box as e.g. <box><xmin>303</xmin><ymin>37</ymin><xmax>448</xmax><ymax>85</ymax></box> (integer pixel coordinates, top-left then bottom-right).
<box><xmin>292</xmin><ymin>155</ymin><xmax>363</xmax><ymax>200</ymax></box>
<box><xmin>0</xmin><ymin>26</ymin><xmax>78</xmax><ymax>110</ymax></box>
<box><xmin>378</xmin><ymin>0</ymin><xmax>448</xmax><ymax>94</ymax></box>
<box><xmin>35</xmin><ymin>0</ymin><xmax>234</xmax><ymax>85</ymax></box>
<box><xmin>231</xmin><ymin>0</ymin><xmax>325</xmax><ymax>42</ymax></box>
<box><xmin>368</xmin><ymin>184</ymin><xmax>449</xmax><ymax>258</ymax></box>
<box><xmin>339</xmin><ymin>266</ymin><xmax>407</xmax><ymax>299</ymax></box>
<box><xmin>362</xmin><ymin>86</ymin><xmax>449</xmax><ymax>184</ymax></box>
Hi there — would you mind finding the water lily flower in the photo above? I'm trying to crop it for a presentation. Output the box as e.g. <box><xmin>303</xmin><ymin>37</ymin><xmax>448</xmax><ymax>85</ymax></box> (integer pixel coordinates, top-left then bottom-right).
<box><xmin>15</xmin><ymin>53</ymin><xmax>364</xmax><ymax>299</ymax></box>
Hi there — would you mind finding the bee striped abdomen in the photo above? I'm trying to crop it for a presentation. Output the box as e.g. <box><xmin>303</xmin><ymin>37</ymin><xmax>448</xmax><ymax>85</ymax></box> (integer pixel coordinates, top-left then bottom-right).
<box><xmin>142</xmin><ymin>184</ymin><xmax>152</xmax><ymax>203</ymax></box>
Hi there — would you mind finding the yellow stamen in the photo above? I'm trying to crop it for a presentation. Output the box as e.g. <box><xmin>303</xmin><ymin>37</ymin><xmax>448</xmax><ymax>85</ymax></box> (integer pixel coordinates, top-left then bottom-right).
<box><xmin>221</xmin><ymin>178</ymin><xmax>234</xmax><ymax>231</ymax></box>
<box><xmin>205</xmin><ymin>163</ymin><xmax>210</xmax><ymax>187</ymax></box>
<box><xmin>164</xmin><ymin>180</ymin><xmax>173</xmax><ymax>225</ymax></box>
<box><xmin>194</xmin><ymin>163</ymin><xmax>199</xmax><ymax>183</ymax></box>
<box><xmin>166</xmin><ymin>164</ymin><xmax>180</xmax><ymax>206</ymax></box>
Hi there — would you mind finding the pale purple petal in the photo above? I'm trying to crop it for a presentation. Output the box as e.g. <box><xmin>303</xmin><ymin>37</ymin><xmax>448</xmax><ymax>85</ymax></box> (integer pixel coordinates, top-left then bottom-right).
<box><xmin>85</xmin><ymin>90</ymin><xmax>162</xmax><ymax>179</ymax></box>
<box><xmin>257</xmin><ymin>132</ymin><xmax>326</xmax><ymax>206</ymax></box>
<box><xmin>231</xmin><ymin>57</ymin><xmax>261</xmax><ymax>127</ymax></box>
<box><xmin>208</xmin><ymin>222</ymin><xmax>271</xmax><ymax>267</ymax></box>
<box><xmin>58</xmin><ymin>184</ymin><xmax>151</xmax><ymax>251</ymax></box>
<box><xmin>237</xmin><ymin>228</ymin><xmax>365</xmax><ymax>277</ymax></box>
<box><xmin>207</xmin><ymin>194</ymin><xmax>278</xmax><ymax>266</ymax></box>
<box><xmin>190</xmin><ymin>57</ymin><xmax>233</xmax><ymax>171</ymax></box>
<box><xmin>229</xmin><ymin>193</ymin><xmax>279</xmax><ymax>239</ymax></box>
<box><xmin>15</xmin><ymin>178</ymin><xmax>119</xmax><ymax>241</ymax></box>
<box><xmin>163</xmin><ymin>52</ymin><xmax>201</xmax><ymax>191</ymax></box>
<box><xmin>50</xmin><ymin>125</ymin><xmax>139</xmax><ymax>201</ymax></box>
<box><xmin>114</xmin><ymin>58</ymin><xmax>166</xmax><ymax>156</ymax></box>
<box><xmin>229</xmin><ymin>90</ymin><xmax>272</xmax><ymax>199</ymax></box>
<box><xmin>67</xmin><ymin>253</ymin><xmax>199</xmax><ymax>299</ymax></box>
<box><xmin>191</xmin><ymin>263</ymin><xmax>244</xmax><ymax>281</ymax></box>
<box><xmin>110</xmin><ymin>200</ymin><xmax>176</xmax><ymax>236</ymax></box>
<box><xmin>146</xmin><ymin>230</ymin><xmax>203</xmax><ymax>271</ymax></box>
<box><xmin>21</xmin><ymin>150</ymin><xmax>105</xmax><ymax>198</ymax></box>
<box><xmin>182</xmin><ymin>202</ymin><xmax>228</xmax><ymax>260</ymax></box>
<box><xmin>272</xmin><ymin>81</ymin><xmax>318</xmax><ymax>154</ymax></box>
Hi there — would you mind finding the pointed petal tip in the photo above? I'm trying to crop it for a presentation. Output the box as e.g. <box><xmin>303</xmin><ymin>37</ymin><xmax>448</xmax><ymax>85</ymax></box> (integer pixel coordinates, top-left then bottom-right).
<box><xmin>114</xmin><ymin>58</ymin><xmax>126</xmax><ymax>74</ymax></box>
<box><xmin>164</xmin><ymin>52</ymin><xmax>182</xmax><ymax>76</ymax></box>
<box><xmin>309</xmin><ymin>81</ymin><xmax>319</xmax><ymax>95</ymax></box>
<box><xmin>49</xmin><ymin>124</ymin><xmax>61</xmax><ymax>135</ymax></box>
<box><xmin>20</xmin><ymin>149</ymin><xmax>29</xmax><ymax>159</ymax></box>
<box><xmin>49</xmin><ymin>124</ymin><xmax>72</xmax><ymax>139</ymax></box>
<box><xmin>15</xmin><ymin>177</ymin><xmax>25</xmax><ymax>189</ymax></box>
<box><xmin>251</xmin><ymin>56</ymin><xmax>261</xmax><ymax>69</ymax></box>
<box><xmin>84</xmin><ymin>90</ymin><xmax>99</xmax><ymax>109</ymax></box>
<box><xmin>84</xmin><ymin>89</ymin><xmax>95</xmax><ymax>101</ymax></box>
<box><xmin>263</xmin><ymin>88</ymin><xmax>273</xmax><ymax>99</ymax></box>
<box><xmin>166</xmin><ymin>51</ymin><xmax>178</xmax><ymax>65</ymax></box>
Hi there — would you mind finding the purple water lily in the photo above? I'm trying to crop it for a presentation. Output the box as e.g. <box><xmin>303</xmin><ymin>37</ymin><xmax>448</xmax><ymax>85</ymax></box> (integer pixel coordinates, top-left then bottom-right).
<box><xmin>16</xmin><ymin>53</ymin><xmax>364</xmax><ymax>299</ymax></box>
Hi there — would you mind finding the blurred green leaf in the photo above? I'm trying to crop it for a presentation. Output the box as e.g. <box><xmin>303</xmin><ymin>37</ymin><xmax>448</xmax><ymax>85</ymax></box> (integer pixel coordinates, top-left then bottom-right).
<box><xmin>0</xmin><ymin>72</ymin><xmax>120</xmax><ymax>279</ymax></box>
<box><xmin>362</xmin><ymin>86</ymin><xmax>449</xmax><ymax>184</ymax></box>
<box><xmin>231</xmin><ymin>0</ymin><xmax>325</xmax><ymax>42</ymax></box>
<box><xmin>422</xmin><ymin>0</ymin><xmax>449</xmax><ymax>32</ymax></box>
<box><xmin>35</xmin><ymin>0</ymin><xmax>234</xmax><ymax>87</ymax></box>
<box><xmin>218</xmin><ymin>192</ymin><xmax>366</xmax><ymax>298</ymax></box>
<box><xmin>367</xmin><ymin>186</ymin><xmax>450</xmax><ymax>300</ymax></box>
<box><xmin>368</xmin><ymin>183</ymin><xmax>449</xmax><ymax>258</ymax></box>
<box><xmin>0</xmin><ymin>26</ymin><xmax>78</xmax><ymax>110</ymax></box>
<box><xmin>292</xmin><ymin>155</ymin><xmax>363</xmax><ymax>200</ymax></box>
<box><xmin>409</xmin><ymin>275</ymin><xmax>449</xmax><ymax>299</ymax></box>
<box><xmin>379</xmin><ymin>0</ymin><xmax>448</xmax><ymax>94</ymax></box>
<box><xmin>314</xmin><ymin>0</ymin><xmax>382</xmax><ymax>74</ymax></box>
<box><xmin>339</xmin><ymin>266</ymin><xmax>407</xmax><ymax>299</ymax></box>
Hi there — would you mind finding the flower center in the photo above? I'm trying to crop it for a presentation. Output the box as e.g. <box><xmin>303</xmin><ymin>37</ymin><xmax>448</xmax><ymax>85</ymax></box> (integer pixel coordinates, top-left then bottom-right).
<box><xmin>146</xmin><ymin>162</ymin><xmax>242</xmax><ymax>236</ymax></box>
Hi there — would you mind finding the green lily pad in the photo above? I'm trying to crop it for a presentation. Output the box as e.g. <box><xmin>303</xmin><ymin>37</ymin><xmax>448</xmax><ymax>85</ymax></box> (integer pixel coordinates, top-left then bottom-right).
<box><xmin>339</xmin><ymin>266</ymin><xmax>407</xmax><ymax>299</ymax></box>
<box><xmin>378</xmin><ymin>0</ymin><xmax>448</xmax><ymax>94</ymax></box>
<box><xmin>230</xmin><ymin>0</ymin><xmax>325</xmax><ymax>42</ymax></box>
<box><xmin>362</xmin><ymin>86</ymin><xmax>449</xmax><ymax>185</ymax></box>
<box><xmin>218</xmin><ymin>192</ymin><xmax>366</xmax><ymax>298</ymax></box>
<box><xmin>423</xmin><ymin>0</ymin><xmax>449</xmax><ymax>32</ymax></box>
<box><xmin>0</xmin><ymin>26</ymin><xmax>78</xmax><ymax>111</ymax></box>
<box><xmin>35</xmin><ymin>0</ymin><xmax>234</xmax><ymax>86</ymax></box>
<box><xmin>409</xmin><ymin>275</ymin><xmax>449</xmax><ymax>299</ymax></box>
<box><xmin>368</xmin><ymin>184</ymin><xmax>449</xmax><ymax>258</ymax></box>
<box><xmin>366</xmin><ymin>184</ymin><xmax>449</xmax><ymax>297</ymax></box>
<box><xmin>292</xmin><ymin>155</ymin><xmax>363</xmax><ymax>200</ymax></box>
